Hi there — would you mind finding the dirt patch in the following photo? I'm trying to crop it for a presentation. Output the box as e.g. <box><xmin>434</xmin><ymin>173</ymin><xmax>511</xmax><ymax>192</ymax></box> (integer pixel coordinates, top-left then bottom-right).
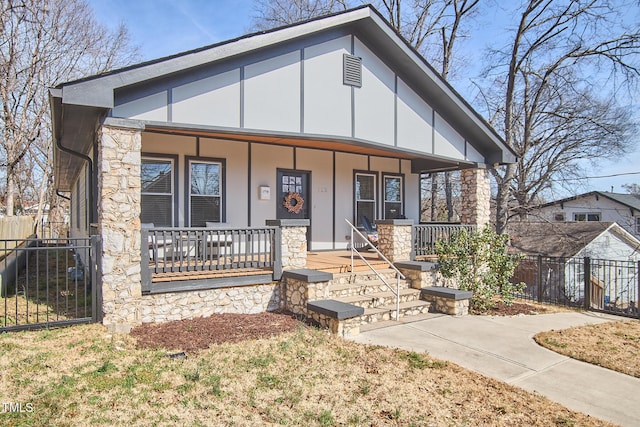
<box><xmin>473</xmin><ymin>301</ymin><xmax>547</xmax><ymax>316</ymax></box>
<box><xmin>130</xmin><ymin>311</ymin><xmax>302</xmax><ymax>352</ymax></box>
<box><xmin>473</xmin><ymin>300</ymin><xmax>573</xmax><ymax>316</ymax></box>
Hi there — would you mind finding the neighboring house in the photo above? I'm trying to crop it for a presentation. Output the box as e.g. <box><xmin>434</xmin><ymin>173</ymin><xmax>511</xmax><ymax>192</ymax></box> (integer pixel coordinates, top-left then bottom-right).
<box><xmin>50</xmin><ymin>5</ymin><xmax>515</xmax><ymax>331</ymax></box>
<box><xmin>530</xmin><ymin>191</ymin><xmax>640</xmax><ymax>238</ymax></box>
<box><xmin>507</xmin><ymin>221</ymin><xmax>639</xmax><ymax>311</ymax></box>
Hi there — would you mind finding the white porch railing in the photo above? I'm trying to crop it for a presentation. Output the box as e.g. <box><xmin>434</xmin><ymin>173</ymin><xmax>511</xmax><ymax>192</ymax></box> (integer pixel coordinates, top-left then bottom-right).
<box><xmin>345</xmin><ymin>219</ymin><xmax>405</xmax><ymax>321</ymax></box>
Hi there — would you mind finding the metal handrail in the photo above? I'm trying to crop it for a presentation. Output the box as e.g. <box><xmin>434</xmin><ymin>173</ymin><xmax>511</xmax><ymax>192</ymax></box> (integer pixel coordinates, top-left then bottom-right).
<box><xmin>345</xmin><ymin>219</ymin><xmax>405</xmax><ymax>321</ymax></box>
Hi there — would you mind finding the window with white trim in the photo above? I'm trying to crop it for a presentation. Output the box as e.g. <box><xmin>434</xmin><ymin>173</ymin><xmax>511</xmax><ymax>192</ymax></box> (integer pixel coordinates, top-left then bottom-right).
<box><xmin>383</xmin><ymin>175</ymin><xmax>403</xmax><ymax>219</ymax></box>
<box><xmin>355</xmin><ymin>172</ymin><xmax>376</xmax><ymax>227</ymax></box>
<box><xmin>189</xmin><ymin>159</ymin><xmax>222</xmax><ymax>226</ymax></box>
<box><xmin>141</xmin><ymin>157</ymin><xmax>174</xmax><ymax>227</ymax></box>
<box><xmin>573</xmin><ymin>212</ymin><xmax>600</xmax><ymax>222</ymax></box>
<box><xmin>635</xmin><ymin>217</ymin><xmax>640</xmax><ymax>234</ymax></box>
<box><xmin>553</xmin><ymin>212</ymin><xmax>565</xmax><ymax>221</ymax></box>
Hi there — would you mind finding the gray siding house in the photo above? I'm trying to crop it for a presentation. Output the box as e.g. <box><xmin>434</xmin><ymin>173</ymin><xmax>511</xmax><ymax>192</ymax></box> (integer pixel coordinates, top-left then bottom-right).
<box><xmin>50</xmin><ymin>6</ymin><xmax>515</xmax><ymax>331</ymax></box>
<box><xmin>530</xmin><ymin>191</ymin><xmax>640</xmax><ymax>238</ymax></box>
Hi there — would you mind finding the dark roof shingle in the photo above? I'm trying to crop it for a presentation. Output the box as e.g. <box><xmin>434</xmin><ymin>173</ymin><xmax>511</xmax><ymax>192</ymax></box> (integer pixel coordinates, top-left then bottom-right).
<box><xmin>506</xmin><ymin>222</ymin><xmax>615</xmax><ymax>257</ymax></box>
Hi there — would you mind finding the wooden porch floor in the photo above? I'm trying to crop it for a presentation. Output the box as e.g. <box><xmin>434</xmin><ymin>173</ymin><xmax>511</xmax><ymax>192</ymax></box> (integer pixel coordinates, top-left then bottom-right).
<box><xmin>306</xmin><ymin>250</ymin><xmax>389</xmax><ymax>273</ymax></box>
<box><xmin>150</xmin><ymin>250</ymin><xmax>389</xmax><ymax>282</ymax></box>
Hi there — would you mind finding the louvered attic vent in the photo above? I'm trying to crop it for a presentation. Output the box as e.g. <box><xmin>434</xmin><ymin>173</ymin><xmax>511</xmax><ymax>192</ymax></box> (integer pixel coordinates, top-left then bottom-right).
<box><xmin>343</xmin><ymin>54</ymin><xmax>362</xmax><ymax>87</ymax></box>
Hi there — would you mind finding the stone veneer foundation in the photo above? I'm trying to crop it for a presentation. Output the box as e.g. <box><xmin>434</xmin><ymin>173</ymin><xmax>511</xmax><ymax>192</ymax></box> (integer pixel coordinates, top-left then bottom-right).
<box><xmin>139</xmin><ymin>284</ymin><xmax>281</xmax><ymax>323</ymax></box>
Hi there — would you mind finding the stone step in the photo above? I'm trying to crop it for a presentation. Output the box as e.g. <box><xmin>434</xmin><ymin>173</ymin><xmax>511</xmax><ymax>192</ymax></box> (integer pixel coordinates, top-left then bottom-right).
<box><xmin>329</xmin><ymin>279</ymin><xmax>412</xmax><ymax>298</ymax></box>
<box><xmin>330</xmin><ymin>269</ymin><xmax>404</xmax><ymax>285</ymax></box>
<box><xmin>359</xmin><ymin>299</ymin><xmax>434</xmax><ymax>324</ymax></box>
<box><xmin>337</xmin><ymin>288</ymin><xmax>422</xmax><ymax>309</ymax></box>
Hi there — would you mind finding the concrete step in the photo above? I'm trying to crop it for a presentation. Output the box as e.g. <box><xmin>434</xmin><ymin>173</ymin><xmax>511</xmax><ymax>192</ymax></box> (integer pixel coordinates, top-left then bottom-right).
<box><xmin>358</xmin><ymin>312</ymin><xmax>444</xmax><ymax>333</ymax></box>
<box><xmin>329</xmin><ymin>279</ymin><xmax>412</xmax><ymax>298</ymax></box>
<box><xmin>359</xmin><ymin>299</ymin><xmax>434</xmax><ymax>324</ymax></box>
<box><xmin>337</xmin><ymin>288</ymin><xmax>422</xmax><ymax>309</ymax></box>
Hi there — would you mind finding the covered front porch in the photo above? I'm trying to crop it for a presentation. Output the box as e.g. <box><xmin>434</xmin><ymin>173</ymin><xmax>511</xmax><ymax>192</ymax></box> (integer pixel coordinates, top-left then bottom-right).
<box><xmin>140</xmin><ymin>221</ymin><xmax>468</xmax><ymax>294</ymax></box>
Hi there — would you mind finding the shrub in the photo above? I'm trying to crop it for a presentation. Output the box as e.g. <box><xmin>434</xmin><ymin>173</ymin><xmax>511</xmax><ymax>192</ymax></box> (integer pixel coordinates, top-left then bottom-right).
<box><xmin>435</xmin><ymin>225</ymin><xmax>525</xmax><ymax>311</ymax></box>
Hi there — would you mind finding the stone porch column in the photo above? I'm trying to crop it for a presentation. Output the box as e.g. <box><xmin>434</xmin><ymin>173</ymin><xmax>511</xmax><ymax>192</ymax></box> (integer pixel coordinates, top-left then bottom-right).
<box><xmin>460</xmin><ymin>167</ymin><xmax>490</xmax><ymax>228</ymax></box>
<box><xmin>266</xmin><ymin>219</ymin><xmax>309</xmax><ymax>270</ymax></box>
<box><xmin>97</xmin><ymin>120</ymin><xmax>144</xmax><ymax>333</ymax></box>
<box><xmin>375</xmin><ymin>219</ymin><xmax>414</xmax><ymax>263</ymax></box>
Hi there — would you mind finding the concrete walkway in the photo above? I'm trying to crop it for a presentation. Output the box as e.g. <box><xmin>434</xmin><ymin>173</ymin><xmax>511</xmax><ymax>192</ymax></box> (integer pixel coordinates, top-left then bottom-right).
<box><xmin>350</xmin><ymin>312</ymin><xmax>640</xmax><ymax>426</ymax></box>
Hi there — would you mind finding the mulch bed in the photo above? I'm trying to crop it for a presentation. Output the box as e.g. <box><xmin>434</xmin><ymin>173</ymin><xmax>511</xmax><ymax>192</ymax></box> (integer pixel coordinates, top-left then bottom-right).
<box><xmin>131</xmin><ymin>302</ymin><xmax>546</xmax><ymax>352</ymax></box>
<box><xmin>477</xmin><ymin>301</ymin><xmax>547</xmax><ymax>316</ymax></box>
<box><xmin>130</xmin><ymin>311</ymin><xmax>302</xmax><ymax>352</ymax></box>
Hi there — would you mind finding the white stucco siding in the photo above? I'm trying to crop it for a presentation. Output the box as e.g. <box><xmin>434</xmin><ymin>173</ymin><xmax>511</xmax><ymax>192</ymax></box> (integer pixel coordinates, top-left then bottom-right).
<box><xmin>402</xmin><ymin>159</ymin><xmax>419</xmax><ymax>220</ymax></box>
<box><xmin>296</xmin><ymin>148</ymin><xmax>334</xmax><ymax>250</ymax></box>
<box><xmin>354</xmin><ymin>39</ymin><xmax>395</xmax><ymax>145</ymax></box>
<box><xmin>172</xmin><ymin>70</ymin><xmax>241</xmax><ymax>128</ymax></box>
<box><xmin>250</xmin><ymin>144</ymin><xmax>294</xmax><ymax>227</ymax></box>
<box><xmin>199</xmin><ymin>138</ymin><xmax>248</xmax><ymax>227</ymax></box>
<box><xmin>113</xmin><ymin>91</ymin><xmax>168</xmax><ymax>122</ymax></box>
<box><xmin>396</xmin><ymin>78</ymin><xmax>433</xmax><ymax>153</ymax></box>
<box><xmin>335</xmin><ymin>152</ymin><xmax>368</xmax><ymax>249</ymax></box>
<box><xmin>303</xmin><ymin>37</ymin><xmax>352</xmax><ymax>137</ymax></box>
<box><xmin>244</xmin><ymin>51</ymin><xmax>301</xmax><ymax>133</ymax></box>
<box><xmin>534</xmin><ymin>195</ymin><xmax>640</xmax><ymax>237</ymax></box>
<box><xmin>433</xmin><ymin>112</ymin><xmax>465</xmax><ymax>159</ymax></box>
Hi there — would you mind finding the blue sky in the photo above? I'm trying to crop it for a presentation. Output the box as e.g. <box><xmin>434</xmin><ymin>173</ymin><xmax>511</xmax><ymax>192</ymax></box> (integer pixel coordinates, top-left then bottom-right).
<box><xmin>88</xmin><ymin>0</ymin><xmax>256</xmax><ymax>60</ymax></box>
<box><xmin>87</xmin><ymin>0</ymin><xmax>640</xmax><ymax>197</ymax></box>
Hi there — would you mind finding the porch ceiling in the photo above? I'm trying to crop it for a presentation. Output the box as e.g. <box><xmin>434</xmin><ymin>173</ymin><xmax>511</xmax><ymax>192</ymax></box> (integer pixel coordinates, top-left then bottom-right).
<box><xmin>144</xmin><ymin>125</ymin><xmax>471</xmax><ymax>171</ymax></box>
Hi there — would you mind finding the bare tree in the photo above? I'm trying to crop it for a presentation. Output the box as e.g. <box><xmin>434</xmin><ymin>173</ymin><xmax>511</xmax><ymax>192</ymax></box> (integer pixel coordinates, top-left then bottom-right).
<box><xmin>251</xmin><ymin>0</ymin><xmax>350</xmax><ymax>29</ymax></box>
<box><xmin>0</xmin><ymin>0</ymin><xmax>138</xmax><ymax>228</ymax></box>
<box><xmin>484</xmin><ymin>0</ymin><xmax>640</xmax><ymax>234</ymax></box>
<box><xmin>622</xmin><ymin>183</ymin><xmax>640</xmax><ymax>195</ymax></box>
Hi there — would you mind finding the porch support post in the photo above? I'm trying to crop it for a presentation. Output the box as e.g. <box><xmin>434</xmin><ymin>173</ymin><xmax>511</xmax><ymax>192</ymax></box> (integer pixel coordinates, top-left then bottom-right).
<box><xmin>460</xmin><ymin>167</ymin><xmax>490</xmax><ymax>228</ymax></box>
<box><xmin>375</xmin><ymin>219</ymin><xmax>414</xmax><ymax>263</ymax></box>
<box><xmin>266</xmin><ymin>219</ymin><xmax>309</xmax><ymax>270</ymax></box>
<box><xmin>97</xmin><ymin>120</ymin><xmax>144</xmax><ymax>333</ymax></box>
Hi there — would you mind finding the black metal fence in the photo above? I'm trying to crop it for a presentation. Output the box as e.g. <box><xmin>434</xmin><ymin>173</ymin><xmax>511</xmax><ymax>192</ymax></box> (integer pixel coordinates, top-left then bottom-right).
<box><xmin>413</xmin><ymin>224</ymin><xmax>475</xmax><ymax>257</ymax></box>
<box><xmin>0</xmin><ymin>236</ymin><xmax>100</xmax><ymax>332</ymax></box>
<box><xmin>513</xmin><ymin>255</ymin><xmax>639</xmax><ymax>318</ymax></box>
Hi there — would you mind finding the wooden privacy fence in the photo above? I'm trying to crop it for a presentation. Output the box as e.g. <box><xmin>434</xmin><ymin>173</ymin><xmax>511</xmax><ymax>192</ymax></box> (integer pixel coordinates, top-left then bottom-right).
<box><xmin>0</xmin><ymin>216</ymin><xmax>34</xmax><ymax>257</ymax></box>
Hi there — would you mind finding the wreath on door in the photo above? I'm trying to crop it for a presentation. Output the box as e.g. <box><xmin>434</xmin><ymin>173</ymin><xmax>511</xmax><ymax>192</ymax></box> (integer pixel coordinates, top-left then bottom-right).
<box><xmin>283</xmin><ymin>192</ymin><xmax>304</xmax><ymax>214</ymax></box>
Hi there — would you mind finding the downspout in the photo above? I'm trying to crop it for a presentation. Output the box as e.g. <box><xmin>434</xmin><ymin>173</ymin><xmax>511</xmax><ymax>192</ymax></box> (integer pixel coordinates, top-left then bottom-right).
<box><xmin>55</xmin><ymin>137</ymin><xmax>94</xmax><ymax>225</ymax></box>
<box><xmin>56</xmin><ymin>191</ymin><xmax>70</xmax><ymax>201</ymax></box>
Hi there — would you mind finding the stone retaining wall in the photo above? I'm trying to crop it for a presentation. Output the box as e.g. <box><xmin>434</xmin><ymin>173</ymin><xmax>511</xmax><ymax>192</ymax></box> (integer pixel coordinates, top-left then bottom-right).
<box><xmin>139</xmin><ymin>284</ymin><xmax>281</xmax><ymax>323</ymax></box>
<box><xmin>421</xmin><ymin>293</ymin><xmax>469</xmax><ymax>316</ymax></box>
<box><xmin>282</xmin><ymin>276</ymin><xmax>330</xmax><ymax>316</ymax></box>
<box><xmin>307</xmin><ymin>312</ymin><xmax>361</xmax><ymax>337</ymax></box>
